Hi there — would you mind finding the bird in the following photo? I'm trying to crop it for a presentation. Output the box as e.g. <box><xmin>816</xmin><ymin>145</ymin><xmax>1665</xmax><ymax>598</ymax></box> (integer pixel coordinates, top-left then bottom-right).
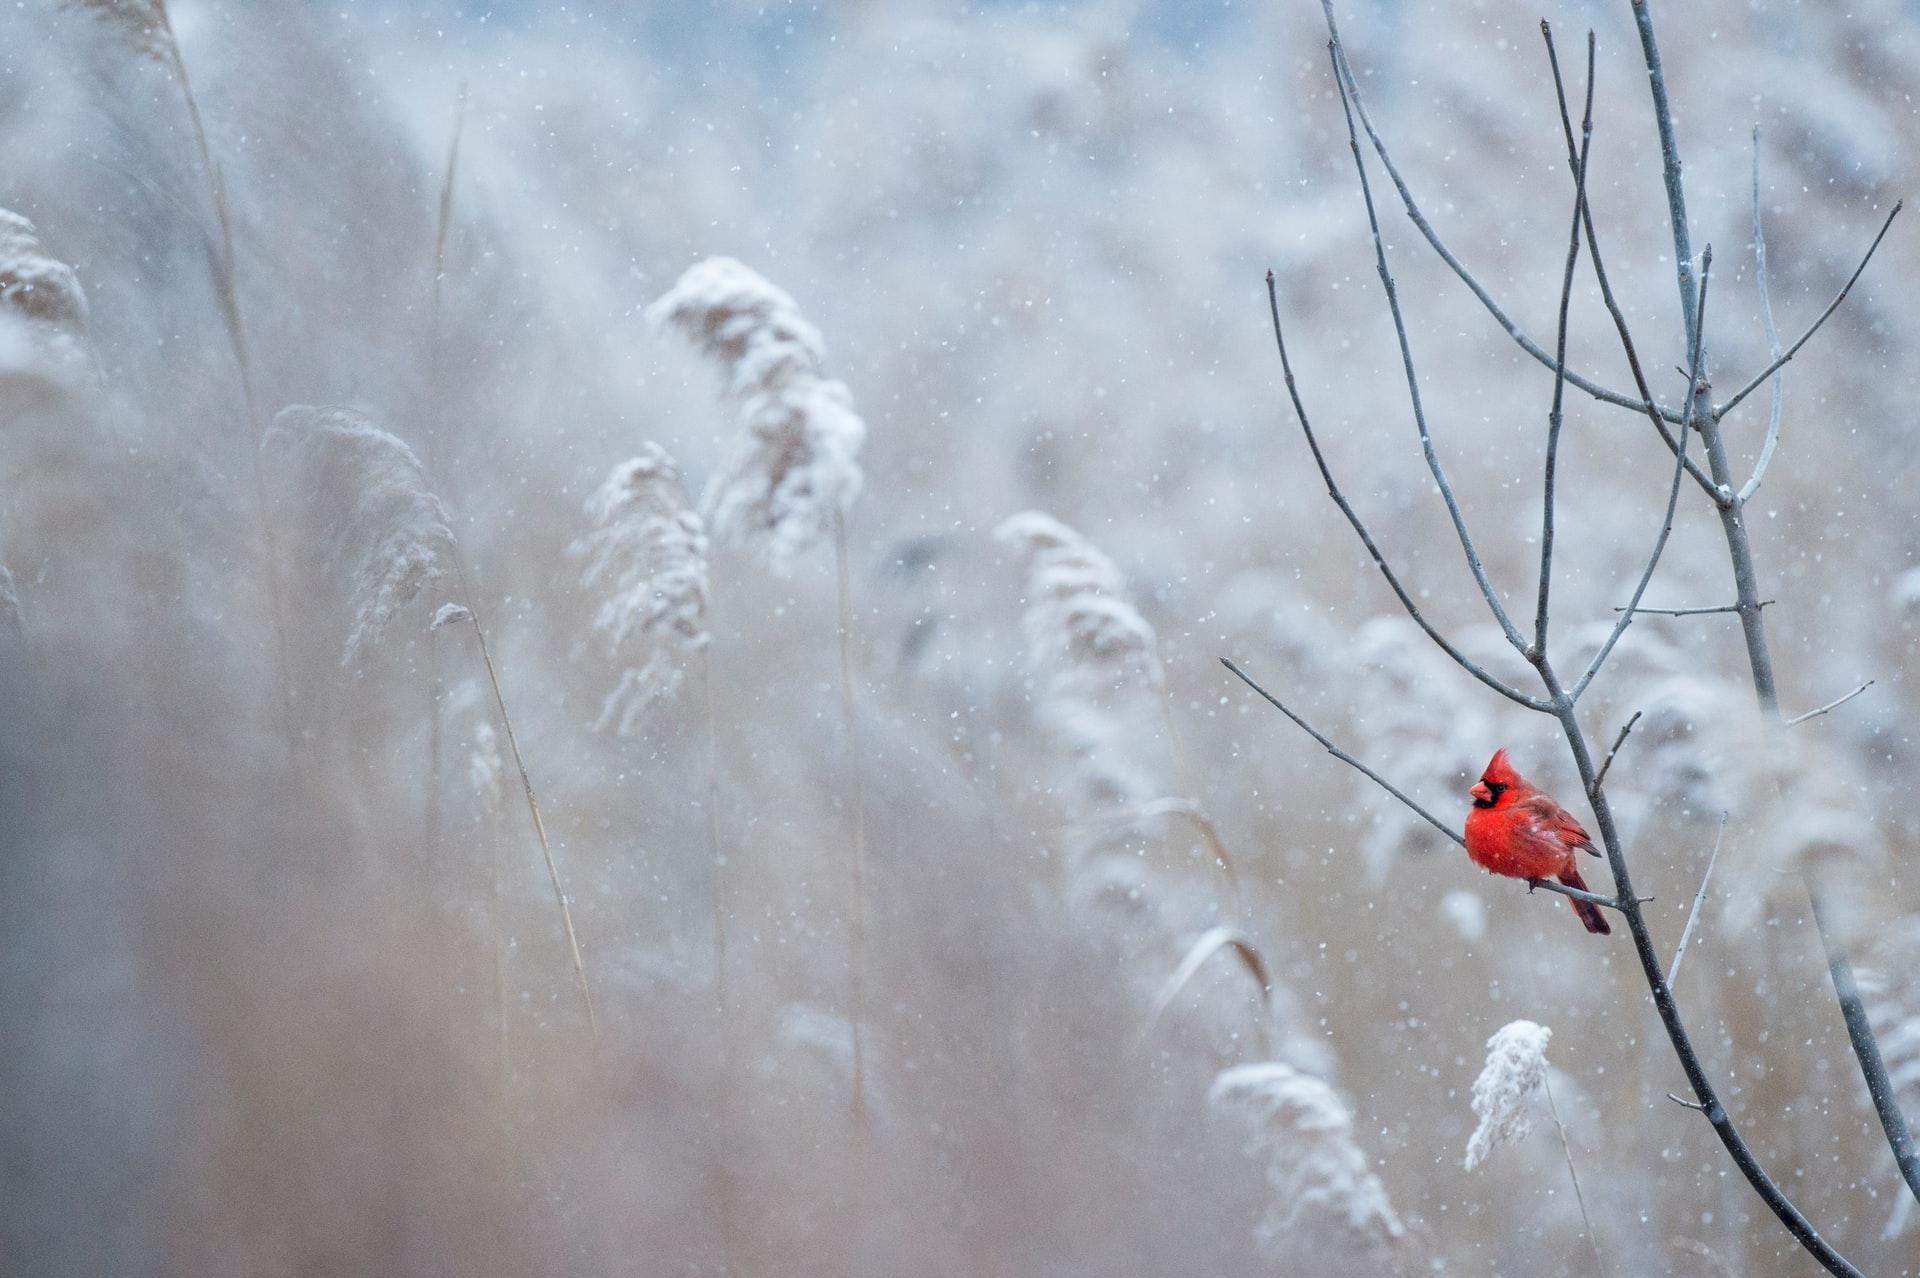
<box><xmin>1464</xmin><ymin>749</ymin><xmax>1611</xmax><ymax>935</ymax></box>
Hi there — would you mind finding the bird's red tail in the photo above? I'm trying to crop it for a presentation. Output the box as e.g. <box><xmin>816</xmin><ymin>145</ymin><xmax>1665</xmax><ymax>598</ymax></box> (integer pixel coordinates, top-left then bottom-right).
<box><xmin>1559</xmin><ymin>866</ymin><xmax>1612</xmax><ymax>936</ymax></box>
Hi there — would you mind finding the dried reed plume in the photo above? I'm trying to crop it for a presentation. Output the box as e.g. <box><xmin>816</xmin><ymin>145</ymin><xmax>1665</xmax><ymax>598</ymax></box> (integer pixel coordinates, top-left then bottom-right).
<box><xmin>569</xmin><ymin>443</ymin><xmax>711</xmax><ymax>735</ymax></box>
<box><xmin>0</xmin><ymin>209</ymin><xmax>90</xmax><ymax>386</ymax></box>
<box><xmin>648</xmin><ymin>256</ymin><xmax>865</xmax><ymax>571</ymax></box>
<box><xmin>1463</xmin><ymin>1020</ymin><xmax>1604</xmax><ymax>1273</ymax></box>
<box><xmin>1465</xmin><ymin>1019</ymin><xmax>1553</xmax><ymax>1170</ymax></box>
<box><xmin>260</xmin><ymin>406</ymin><xmax>454</xmax><ymax>663</ymax></box>
<box><xmin>1208</xmin><ymin>1062</ymin><xmax>1404</xmax><ymax>1269</ymax></box>
<box><xmin>996</xmin><ymin>510</ymin><xmax>1165</xmax><ymax>817</ymax></box>
<box><xmin>262</xmin><ymin>405</ymin><xmax>595</xmax><ymax>1036</ymax></box>
<box><xmin>652</xmin><ymin>255</ymin><xmax>870</xmax><ymax>1111</ymax></box>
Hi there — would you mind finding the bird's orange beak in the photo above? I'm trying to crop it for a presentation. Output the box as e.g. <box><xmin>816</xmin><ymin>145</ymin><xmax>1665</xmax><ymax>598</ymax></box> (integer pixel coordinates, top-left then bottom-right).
<box><xmin>1469</xmin><ymin>780</ymin><xmax>1492</xmax><ymax>803</ymax></box>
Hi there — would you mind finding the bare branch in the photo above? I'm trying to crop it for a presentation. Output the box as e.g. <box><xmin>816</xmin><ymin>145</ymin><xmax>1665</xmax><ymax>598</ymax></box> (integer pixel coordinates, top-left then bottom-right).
<box><xmin>1624</xmin><ymin>6</ymin><xmax>1866</xmax><ymax>1268</ymax></box>
<box><xmin>1807</xmin><ymin>890</ymin><xmax>1920</xmax><ymax>1206</ymax></box>
<box><xmin>1784</xmin><ymin>679</ymin><xmax>1874</xmax><ymax>727</ymax></box>
<box><xmin>1737</xmin><ymin>128</ymin><xmax>1784</xmax><ymax>504</ymax></box>
<box><xmin>1324</xmin><ymin>40</ymin><xmax>1530</xmax><ymax>657</ymax></box>
<box><xmin>1591</xmin><ymin>710</ymin><xmax>1641</xmax><ymax>793</ymax></box>
<box><xmin>1613</xmin><ymin>600</ymin><xmax>1770</xmax><ymax>617</ymax></box>
<box><xmin>1221</xmin><ymin>657</ymin><xmax>1464</xmax><ymax>848</ymax></box>
<box><xmin>1264</xmin><ymin>274</ymin><xmax>1547</xmax><ymax>711</ymax></box>
<box><xmin>1538</xmin><ymin>23</ymin><xmax>1720</xmax><ymax>501</ymax></box>
<box><xmin>1667</xmin><ymin>813</ymin><xmax>1728</xmax><ymax>989</ymax></box>
<box><xmin>1317</xmin><ymin>2</ymin><xmax>1684</xmax><ymax>424</ymax></box>
<box><xmin>1666</xmin><ymin>1092</ymin><xmax>1711</xmax><ymax>1114</ymax></box>
<box><xmin>1714</xmin><ymin>200</ymin><xmax>1903</xmax><ymax>422</ymax></box>
<box><xmin>1532</xmin><ymin>29</ymin><xmax>1596</xmax><ymax>662</ymax></box>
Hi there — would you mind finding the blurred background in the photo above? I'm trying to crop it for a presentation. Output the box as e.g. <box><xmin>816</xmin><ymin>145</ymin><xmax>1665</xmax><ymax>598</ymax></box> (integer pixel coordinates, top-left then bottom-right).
<box><xmin>1</xmin><ymin>0</ymin><xmax>1917</xmax><ymax>1273</ymax></box>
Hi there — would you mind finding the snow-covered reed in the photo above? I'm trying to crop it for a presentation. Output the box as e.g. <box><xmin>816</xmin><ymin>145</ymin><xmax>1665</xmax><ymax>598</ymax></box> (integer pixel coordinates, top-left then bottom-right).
<box><xmin>1465</xmin><ymin>1019</ymin><xmax>1552</xmax><ymax>1170</ymax></box>
<box><xmin>0</xmin><ymin>210</ymin><xmax>86</xmax><ymax>332</ymax></box>
<box><xmin>569</xmin><ymin>443</ymin><xmax>711</xmax><ymax>735</ymax></box>
<box><xmin>996</xmin><ymin>510</ymin><xmax>1165</xmax><ymax>816</ymax></box>
<box><xmin>260</xmin><ymin>405</ymin><xmax>454</xmax><ymax>664</ymax></box>
<box><xmin>1209</xmin><ymin>1062</ymin><xmax>1403</xmax><ymax>1269</ymax></box>
<box><xmin>0</xmin><ymin>209</ymin><xmax>89</xmax><ymax>387</ymax></box>
<box><xmin>648</xmin><ymin>257</ymin><xmax>864</xmax><ymax>571</ymax></box>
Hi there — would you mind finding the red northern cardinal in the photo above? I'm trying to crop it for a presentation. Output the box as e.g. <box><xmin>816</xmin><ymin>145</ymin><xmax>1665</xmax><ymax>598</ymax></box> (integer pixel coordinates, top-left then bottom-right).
<box><xmin>1464</xmin><ymin>750</ymin><xmax>1611</xmax><ymax>936</ymax></box>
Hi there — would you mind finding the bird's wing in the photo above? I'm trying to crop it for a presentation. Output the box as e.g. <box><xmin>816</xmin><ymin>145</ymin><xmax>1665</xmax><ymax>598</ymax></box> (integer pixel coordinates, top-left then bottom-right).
<box><xmin>1518</xmin><ymin>792</ymin><xmax>1597</xmax><ymax>855</ymax></box>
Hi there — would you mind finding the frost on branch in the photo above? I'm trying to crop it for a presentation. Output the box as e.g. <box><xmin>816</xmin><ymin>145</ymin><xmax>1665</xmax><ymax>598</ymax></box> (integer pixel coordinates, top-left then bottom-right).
<box><xmin>1209</xmin><ymin>1062</ymin><xmax>1404</xmax><ymax>1269</ymax></box>
<box><xmin>261</xmin><ymin>405</ymin><xmax>455</xmax><ymax>664</ymax></box>
<box><xmin>647</xmin><ymin>257</ymin><xmax>864</xmax><ymax>571</ymax></box>
<box><xmin>1465</xmin><ymin>1019</ymin><xmax>1552</xmax><ymax>1170</ymax></box>
<box><xmin>568</xmin><ymin>443</ymin><xmax>711</xmax><ymax>735</ymax></box>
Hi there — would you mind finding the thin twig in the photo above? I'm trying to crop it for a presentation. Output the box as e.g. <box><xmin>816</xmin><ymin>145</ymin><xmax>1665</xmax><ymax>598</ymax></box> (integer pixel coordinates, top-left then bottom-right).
<box><xmin>1714</xmin><ymin>201</ymin><xmax>1903</xmax><ymax>422</ymax></box>
<box><xmin>1221</xmin><ymin>658</ymin><xmax>1463</xmax><ymax>848</ymax></box>
<box><xmin>1784</xmin><ymin>679</ymin><xmax>1874</xmax><ymax>727</ymax></box>
<box><xmin>1738</xmin><ymin>128</ymin><xmax>1784</xmax><ymax>505</ymax></box>
<box><xmin>1532</xmin><ymin>29</ymin><xmax>1596</xmax><ymax>663</ymax></box>
<box><xmin>1666</xmin><ymin>813</ymin><xmax>1728</xmax><ymax>989</ymax></box>
<box><xmin>1325</xmin><ymin>38</ymin><xmax>1531</xmax><ymax>657</ymax></box>
<box><xmin>1591</xmin><ymin>710</ymin><xmax>1641</xmax><ymax>793</ymax></box>
<box><xmin>1263</xmin><ymin>274</ymin><xmax>1545</xmax><ymax>711</ymax></box>
<box><xmin>1544</xmin><ymin>1072</ymin><xmax>1609</xmax><ymax>1278</ymax></box>
<box><xmin>1316</xmin><ymin>1</ymin><xmax>1685</xmax><ymax>425</ymax></box>
<box><xmin>1613</xmin><ymin>601</ymin><xmax>1769</xmax><ymax>617</ymax></box>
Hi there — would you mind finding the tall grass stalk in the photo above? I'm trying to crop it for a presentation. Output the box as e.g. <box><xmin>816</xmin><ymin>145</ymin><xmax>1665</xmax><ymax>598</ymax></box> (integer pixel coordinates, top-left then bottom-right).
<box><xmin>423</xmin><ymin>82</ymin><xmax>468</xmax><ymax>862</ymax></box>
<box><xmin>833</xmin><ymin>512</ymin><xmax>868</xmax><ymax>1121</ymax></box>
<box><xmin>648</xmin><ymin>256</ymin><xmax>870</xmax><ymax>1119</ymax></box>
<box><xmin>67</xmin><ymin>0</ymin><xmax>296</xmax><ymax>748</ymax></box>
<box><xmin>449</xmin><ymin>561</ymin><xmax>598</xmax><ymax>1041</ymax></box>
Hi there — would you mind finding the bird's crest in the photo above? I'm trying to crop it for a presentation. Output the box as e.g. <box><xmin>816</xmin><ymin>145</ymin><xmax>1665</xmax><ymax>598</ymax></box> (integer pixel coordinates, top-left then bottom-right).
<box><xmin>1480</xmin><ymin>748</ymin><xmax>1521</xmax><ymax>786</ymax></box>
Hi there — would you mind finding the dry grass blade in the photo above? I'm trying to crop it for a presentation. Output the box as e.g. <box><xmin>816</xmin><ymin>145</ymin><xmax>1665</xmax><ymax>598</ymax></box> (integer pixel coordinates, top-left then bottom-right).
<box><xmin>1082</xmin><ymin>797</ymin><xmax>1241</xmax><ymax>892</ymax></box>
<box><xmin>1138</xmin><ymin>924</ymin><xmax>1273</xmax><ymax>1056</ymax></box>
